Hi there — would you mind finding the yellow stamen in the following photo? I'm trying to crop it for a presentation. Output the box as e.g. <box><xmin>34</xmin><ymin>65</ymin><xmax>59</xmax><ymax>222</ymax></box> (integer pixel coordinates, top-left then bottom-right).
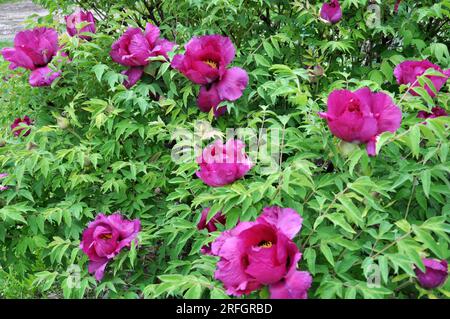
<box><xmin>258</xmin><ymin>240</ymin><xmax>273</xmax><ymax>248</ymax></box>
<box><xmin>204</xmin><ymin>59</ymin><xmax>218</xmax><ymax>69</ymax></box>
<box><xmin>101</xmin><ymin>234</ymin><xmax>113</xmax><ymax>240</ymax></box>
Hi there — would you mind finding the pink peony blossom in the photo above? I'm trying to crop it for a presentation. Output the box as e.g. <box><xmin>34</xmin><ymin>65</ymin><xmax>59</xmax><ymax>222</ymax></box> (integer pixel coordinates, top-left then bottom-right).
<box><xmin>196</xmin><ymin>139</ymin><xmax>253</xmax><ymax>187</ymax></box>
<box><xmin>65</xmin><ymin>10</ymin><xmax>96</xmax><ymax>40</ymax></box>
<box><xmin>211</xmin><ymin>206</ymin><xmax>311</xmax><ymax>298</ymax></box>
<box><xmin>1</xmin><ymin>27</ymin><xmax>62</xmax><ymax>87</ymax></box>
<box><xmin>394</xmin><ymin>60</ymin><xmax>450</xmax><ymax>98</ymax></box>
<box><xmin>320</xmin><ymin>0</ymin><xmax>342</xmax><ymax>24</ymax></box>
<box><xmin>11</xmin><ymin>116</ymin><xmax>32</xmax><ymax>137</ymax></box>
<box><xmin>319</xmin><ymin>87</ymin><xmax>402</xmax><ymax>156</ymax></box>
<box><xmin>172</xmin><ymin>35</ymin><xmax>248</xmax><ymax>116</ymax></box>
<box><xmin>197</xmin><ymin>208</ymin><xmax>226</xmax><ymax>254</ymax></box>
<box><xmin>110</xmin><ymin>23</ymin><xmax>175</xmax><ymax>89</ymax></box>
<box><xmin>415</xmin><ymin>258</ymin><xmax>448</xmax><ymax>289</ymax></box>
<box><xmin>417</xmin><ymin>106</ymin><xmax>448</xmax><ymax>120</ymax></box>
<box><xmin>80</xmin><ymin>213</ymin><xmax>141</xmax><ymax>281</ymax></box>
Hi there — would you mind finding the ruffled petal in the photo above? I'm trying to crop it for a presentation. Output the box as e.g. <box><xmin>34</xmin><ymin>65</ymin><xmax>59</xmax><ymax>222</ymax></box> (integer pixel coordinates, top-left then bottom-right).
<box><xmin>29</xmin><ymin>66</ymin><xmax>61</xmax><ymax>87</ymax></box>
<box><xmin>215</xmin><ymin>67</ymin><xmax>249</xmax><ymax>101</ymax></box>
<box><xmin>122</xmin><ymin>67</ymin><xmax>144</xmax><ymax>89</ymax></box>
<box><xmin>258</xmin><ymin>207</ymin><xmax>303</xmax><ymax>239</ymax></box>
<box><xmin>269</xmin><ymin>271</ymin><xmax>312</xmax><ymax>299</ymax></box>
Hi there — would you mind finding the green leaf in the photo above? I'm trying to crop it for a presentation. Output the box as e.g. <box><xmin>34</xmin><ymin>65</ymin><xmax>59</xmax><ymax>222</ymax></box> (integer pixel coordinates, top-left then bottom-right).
<box><xmin>320</xmin><ymin>242</ymin><xmax>335</xmax><ymax>266</ymax></box>
<box><xmin>420</xmin><ymin>170</ymin><xmax>431</xmax><ymax>198</ymax></box>
<box><xmin>408</xmin><ymin>126</ymin><xmax>421</xmax><ymax>158</ymax></box>
<box><xmin>304</xmin><ymin>247</ymin><xmax>317</xmax><ymax>275</ymax></box>
<box><xmin>326</xmin><ymin>213</ymin><xmax>356</xmax><ymax>234</ymax></box>
<box><xmin>413</xmin><ymin>226</ymin><xmax>443</xmax><ymax>259</ymax></box>
<box><xmin>254</xmin><ymin>54</ymin><xmax>271</xmax><ymax>67</ymax></box>
<box><xmin>263</xmin><ymin>41</ymin><xmax>274</xmax><ymax>59</ymax></box>
<box><xmin>337</xmin><ymin>195</ymin><xmax>364</xmax><ymax>226</ymax></box>
<box><xmin>395</xmin><ymin>219</ymin><xmax>411</xmax><ymax>233</ymax></box>
<box><xmin>210</xmin><ymin>288</ymin><xmax>229</xmax><ymax>299</ymax></box>
<box><xmin>92</xmin><ymin>64</ymin><xmax>108</xmax><ymax>82</ymax></box>
<box><xmin>184</xmin><ymin>284</ymin><xmax>203</xmax><ymax>299</ymax></box>
<box><xmin>344</xmin><ymin>287</ymin><xmax>357</xmax><ymax>299</ymax></box>
<box><xmin>378</xmin><ymin>256</ymin><xmax>389</xmax><ymax>284</ymax></box>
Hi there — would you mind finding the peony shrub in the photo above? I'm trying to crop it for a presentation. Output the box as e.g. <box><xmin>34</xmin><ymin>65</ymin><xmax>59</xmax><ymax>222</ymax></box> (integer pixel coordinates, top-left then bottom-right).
<box><xmin>0</xmin><ymin>0</ymin><xmax>449</xmax><ymax>299</ymax></box>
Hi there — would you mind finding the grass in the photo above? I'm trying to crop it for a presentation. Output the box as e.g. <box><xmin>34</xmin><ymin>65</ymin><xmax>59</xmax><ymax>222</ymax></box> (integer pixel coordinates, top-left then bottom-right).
<box><xmin>0</xmin><ymin>0</ymin><xmax>20</xmax><ymax>4</ymax></box>
<box><xmin>0</xmin><ymin>41</ymin><xmax>12</xmax><ymax>49</ymax></box>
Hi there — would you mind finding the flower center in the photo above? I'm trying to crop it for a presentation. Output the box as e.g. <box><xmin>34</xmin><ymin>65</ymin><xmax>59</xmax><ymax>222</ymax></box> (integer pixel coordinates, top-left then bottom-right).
<box><xmin>258</xmin><ymin>240</ymin><xmax>273</xmax><ymax>248</ymax></box>
<box><xmin>100</xmin><ymin>233</ymin><xmax>113</xmax><ymax>240</ymax></box>
<box><xmin>204</xmin><ymin>59</ymin><xmax>218</xmax><ymax>69</ymax></box>
<box><xmin>41</xmin><ymin>49</ymin><xmax>49</xmax><ymax>60</ymax></box>
<box><xmin>347</xmin><ymin>98</ymin><xmax>361</xmax><ymax>112</ymax></box>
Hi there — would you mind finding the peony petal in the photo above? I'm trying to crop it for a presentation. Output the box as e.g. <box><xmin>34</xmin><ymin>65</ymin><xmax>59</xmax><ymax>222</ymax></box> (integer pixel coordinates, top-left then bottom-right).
<box><xmin>258</xmin><ymin>207</ymin><xmax>303</xmax><ymax>239</ymax></box>
<box><xmin>371</xmin><ymin>93</ymin><xmax>402</xmax><ymax>134</ymax></box>
<box><xmin>151</xmin><ymin>38</ymin><xmax>176</xmax><ymax>59</ymax></box>
<box><xmin>197</xmin><ymin>207</ymin><xmax>226</xmax><ymax>233</ymax></box>
<box><xmin>245</xmin><ymin>245</ymin><xmax>287</xmax><ymax>284</ymax></box>
<box><xmin>326</xmin><ymin>89</ymin><xmax>355</xmax><ymax>117</ymax></box>
<box><xmin>1</xmin><ymin>47</ymin><xmax>35</xmax><ymax>70</ymax></box>
<box><xmin>269</xmin><ymin>271</ymin><xmax>312</xmax><ymax>299</ymax></box>
<box><xmin>122</xmin><ymin>67</ymin><xmax>144</xmax><ymax>89</ymax></box>
<box><xmin>197</xmin><ymin>85</ymin><xmax>221</xmax><ymax>113</ymax></box>
<box><xmin>29</xmin><ymin>66</ymin><xmax>61</xmax><ymax>87</ymax></box>
<box><xmin>215</xmin><ymin>67</ymin><xmax>249</xmax><ymax>101</ymax></box>
<box><xmin>144</xmin><ymin>23</ymin><xmax>161</xmax><ymax>45</ymax></box>
<box><xmin>212</xmin><ymin>227</ymin><xmax>260</xmax><ymax>296</ymax></box>
<box><xmin>366</xmin><ymin>138</ymin><xmax>377</xmax><ymax>157</ymax></box>
<box><xmin>171</xmin><ymin>54</ymin><xmax>184</xmax><ymax>71</ymax></box>
<box><xmin>88</xmin><ymin>258</ymin><xmax>109</xmax><ymax>281</ymax></box>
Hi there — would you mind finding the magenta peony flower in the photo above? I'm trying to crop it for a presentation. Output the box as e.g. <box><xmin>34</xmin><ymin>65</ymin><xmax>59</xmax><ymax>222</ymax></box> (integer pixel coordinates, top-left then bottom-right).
<box><xmin>196</xmin><ymin>139</ymin><xmax>253</xmax><ymax>187</ymax></box>
<box><xmin>11</xmin><ymin>116</ymin><xmax>32</xmax><ymax>137</ymax></box>
<box><xmin>110</xmin><ymin>23</ymin><xmax>174</xmax><ymax>89</ymax></box>
<box><xmin>211</xmin><ymin>206</ymin><xmax>311</xmax><ymax>298</ymax></box>
<box><xmin>320</xmin><ymin>0</ymin><xmax>342</xmax><ymax>24</ymax></box>
<box><xmin>417</xmin><ymin>106</ymin><xmax>448</xmax><ymax>120</ymax></box>
<box><xmin>319</xmin><ymin>87</ymin><xmax>402</xmax><ymax>156</ymax></box>
<box><xmin>415</xmin><ymin>258</ymin><xmax>448</xmax><ymax>289</ymax></box>
<box><xmin>65</xmin><ymin>10</ymin><xmax>96</xmax><ymax>40</ymax></box>
<box><xmin>1</xmin><ymin>27</ymin><xmax>62</xmax><ymax>87</ymax></box>
<box><xmin>172</xmin><ymin>35</ymin><xmax>249</xmax><ymax>116</ymax></box>
<box><xmin>0</xmin><ymin>173</ymin><xmax>8</xmax><ymax>192</ymax></box>
<box><xmin>394</xmin><ymin>60</ymin><xmax>450</xmax><ymax>98</ymax></box>
<box><xmin>197</xmin><ymin>208</ymin><xmax>226</xmax><ymax>254</ymax></box>
<box><xmin>80</xmin><ymin>213</ymin><xmax>141</xmax><ymax>281</ymax></box>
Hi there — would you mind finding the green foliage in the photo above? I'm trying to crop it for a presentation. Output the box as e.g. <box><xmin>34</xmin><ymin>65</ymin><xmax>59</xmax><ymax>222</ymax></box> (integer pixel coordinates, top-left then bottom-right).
<box><xmin>0</xmin><ymin>0</ymin><xmax>449</xmax><ymax>299</ymax></box>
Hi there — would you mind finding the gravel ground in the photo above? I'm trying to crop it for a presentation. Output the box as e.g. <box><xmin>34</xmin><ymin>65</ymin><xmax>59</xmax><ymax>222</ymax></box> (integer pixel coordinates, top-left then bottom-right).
<box><xmin>0</xmin><ymin>0</ymin><xmax>48</xmax><ymax>41</ymax></box>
